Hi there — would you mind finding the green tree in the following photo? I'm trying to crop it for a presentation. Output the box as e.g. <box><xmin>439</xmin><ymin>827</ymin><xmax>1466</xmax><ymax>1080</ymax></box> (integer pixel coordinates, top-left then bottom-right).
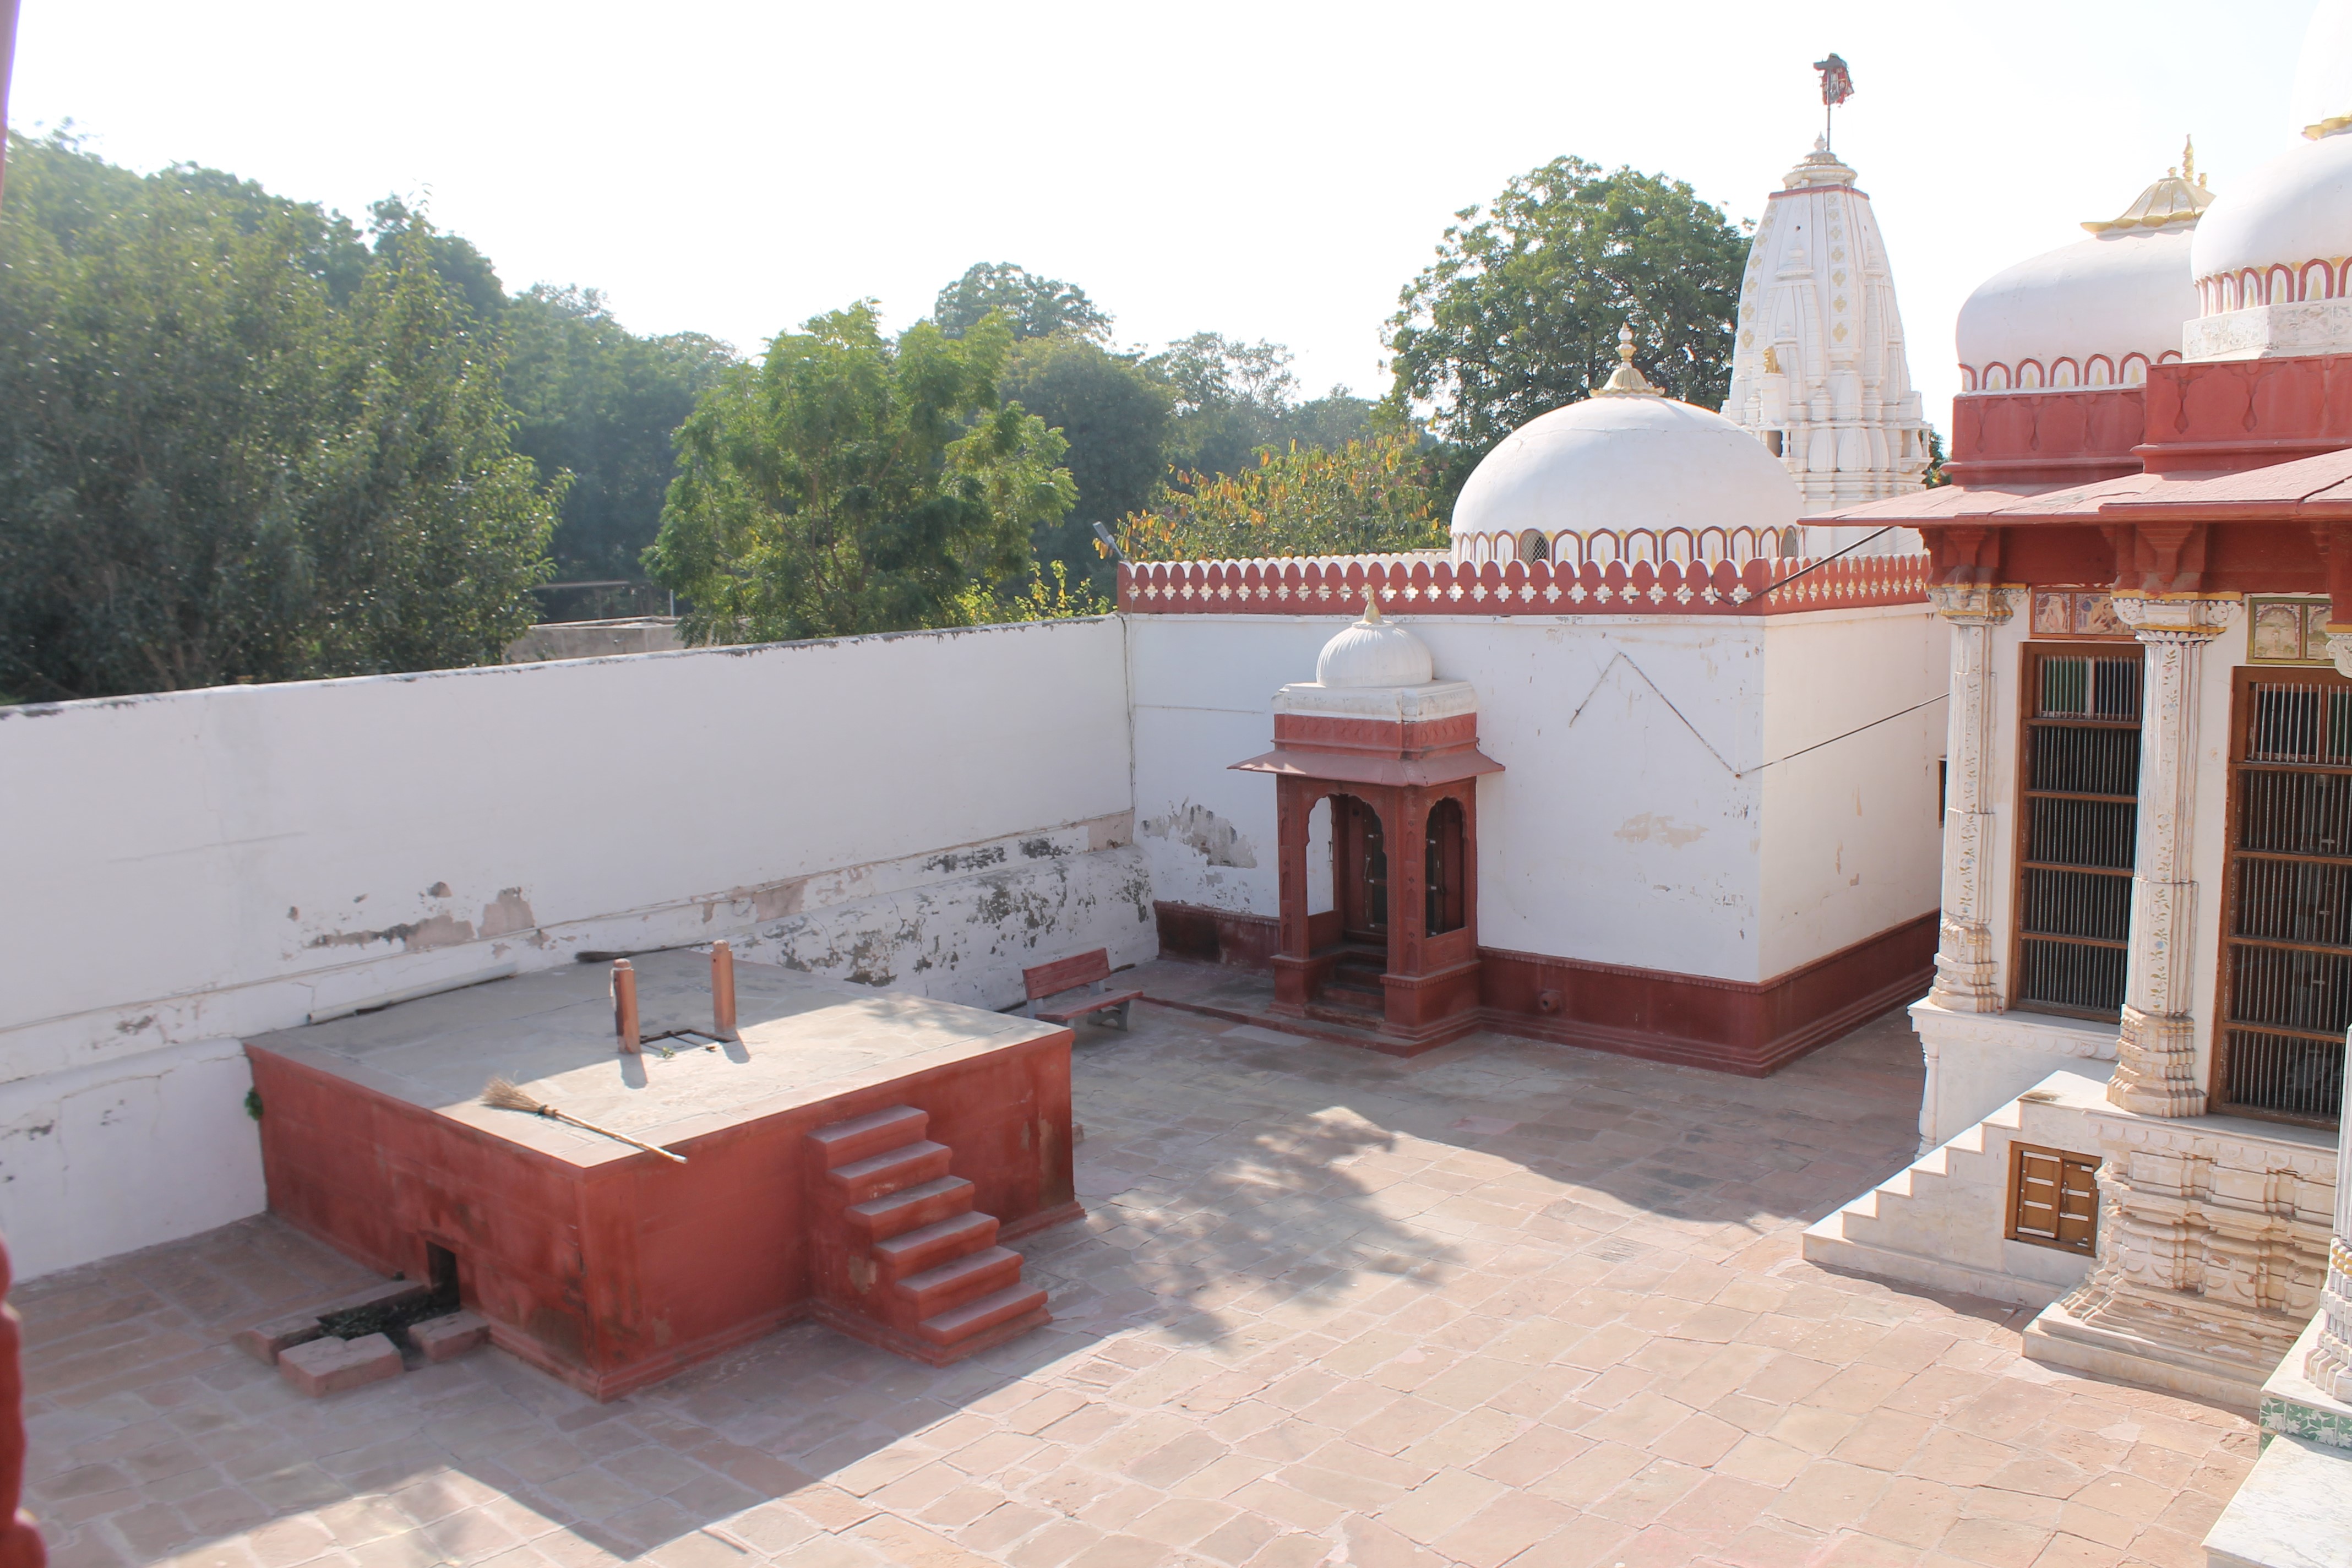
<box><xmin>645</xmin><ymin>304</ymin><xmax>1076</xmax><ymax>643</ymax></box>
<box><xmin>501</xmin><ymin>285</ymin><xmax>736</xmax><ymax>581</ymax></box>
<box><xmin>1385</xmin><ymin>157</ymin><xmax>1748</xmax><ymax>478</ymax></box>
<box><xmin>933</xmin><ymin>262</ymin><xmax>1109</xmax><ymax>344</ymax></box>
<box><xmin>1114</xmin><ymin>432</ymin><xmax>1442</xmax><ymax>562</ymax></box>
<box><xmin>0</xmin><ymin>133</ymin><xmax>559</xmax><ymax>700</ymax></box>
<box><xmin>999</xmin><ymin>335</ymin><xmax>1172</xmax><ymax>589</ymax></box>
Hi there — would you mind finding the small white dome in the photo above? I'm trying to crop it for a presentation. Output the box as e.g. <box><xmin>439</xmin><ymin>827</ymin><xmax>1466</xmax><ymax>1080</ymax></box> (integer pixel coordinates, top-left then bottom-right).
<box><xmin>1957</xmin><ymin>226</ymin><xmax>2198</xmax><ymax>385</ymax></box>
<box><xmin>1315</xmin><ymin>601</ymin><xmax>1434</xmax><ymax>688</ymax></box>
<box><xmin>2191</xmin><ymin>129</ymin><xmax>2352</xmax><ymax>294</ymax></box>
<box><xmin>1450</xmin><ymin>392</ymin><xmax>1799</xmax><ymax>543</ymax></box>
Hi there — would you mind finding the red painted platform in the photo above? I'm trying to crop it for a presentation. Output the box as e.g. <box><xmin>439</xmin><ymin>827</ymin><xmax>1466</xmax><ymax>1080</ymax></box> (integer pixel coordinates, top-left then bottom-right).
<box><xmin>244</xmin><ymin>952</ymin><xmax>1076</xmax><ymax>1399</ymax></box>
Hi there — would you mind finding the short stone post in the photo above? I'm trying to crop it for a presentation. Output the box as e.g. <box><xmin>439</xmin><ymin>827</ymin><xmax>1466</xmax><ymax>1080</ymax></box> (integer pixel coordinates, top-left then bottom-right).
<box><xmin>2107</xmin><ymin>595</ymin><xmax>2239</xmax><ymax>1117</ymax></box>
<box><xmin>2309</xmin><ymin>1031</ymin><xmax>2352</xmax><ymax>1399</ymax></box>
<box><xmin>1925</xmin><ymin>584</ymin><xmax>2018</xmax><ymax>1012</ymax></box>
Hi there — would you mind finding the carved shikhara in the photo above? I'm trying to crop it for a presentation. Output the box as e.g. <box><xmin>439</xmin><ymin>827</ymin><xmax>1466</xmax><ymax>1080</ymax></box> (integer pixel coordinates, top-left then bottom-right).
<box><xmin>2050</xmin><ymin>1106</ymin><xmax>2337</xmax><ymax>1398</ymax></box>
<box><xmin>2104</xmin><ymin>596</ymin><xmax>2241</xmax><ymax>1118</ymax></box>
<box><xmin>1925</xmin><ymin>586</ymin><xmax>2022</xmax><ymax>1012</ymax></box>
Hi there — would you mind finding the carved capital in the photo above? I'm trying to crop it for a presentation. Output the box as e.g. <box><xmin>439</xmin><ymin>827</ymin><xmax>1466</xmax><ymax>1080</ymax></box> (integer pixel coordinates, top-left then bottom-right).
<box><xmin>2107</xmin><ymin>1004</ymin><xmax>2208</xmax><ymax>1117</ymax></box>
<box><xmin>2109</xmin><ymin>593</ymin><xmax>2242</xmax><ymax>642</ymax></box>
<box><xmin>1927</xmin><ymin>583</ymin><xmax>2022</xmax><ymax>626</ymax></box>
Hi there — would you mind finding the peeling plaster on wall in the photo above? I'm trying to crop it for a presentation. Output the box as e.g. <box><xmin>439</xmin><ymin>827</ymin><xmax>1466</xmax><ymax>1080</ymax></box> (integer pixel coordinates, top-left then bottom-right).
<box><xmin>478</xmin><ymin>888</ymin><xmax>536</xmax><ymax>939</ymax></box>
<box><xmin>1613</xmin><ymin>814</ymin><xmax>1708</xmax><ymax>848</ymax></box>
<box><xmin>733</xmin><ymin>845</ymin><xmax>1156</xmax><ymax>1010</ymax></box>
<box><xmin>1140</xmin><ymin>802</ymin><xmax>1259</xmax><ymax>869</ymax></box>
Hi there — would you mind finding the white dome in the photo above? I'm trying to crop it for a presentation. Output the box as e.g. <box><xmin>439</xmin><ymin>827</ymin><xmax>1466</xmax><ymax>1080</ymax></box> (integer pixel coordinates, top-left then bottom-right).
<box><xmin>1315</xmin><ymin>602</ymin><xmax>1434</xmax><ymax>688</ymax></box>
<box><xmin>1449</xmin><ymin>392</ymin><xmax>1799</xmax><ymax>543</ymax></box>
<box><xmin>1957</xmin><ymin>226</ymin><xmax>2198</xmax><ymax>387</ymax></box>
<box><xmin>2191</xmin><ymin>129</ymin><xmax>2352</xmax><ymax>292</ymax></box>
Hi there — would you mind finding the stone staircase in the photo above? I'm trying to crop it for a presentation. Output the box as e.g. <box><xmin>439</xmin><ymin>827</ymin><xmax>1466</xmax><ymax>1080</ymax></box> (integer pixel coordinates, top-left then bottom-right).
<box><xmin>807</xmin><ymin>1106</ymin><xmax>1049</xmax><ymax>1364</ymax></box>
<box><xmin>1803</xmin><ymin>1069</ymin><xmax>2110</xmax><ymax>1310</ymax></box>
<box><xmin>1308</xmin><ymin>945</ymin><xmax>1387</xmax><ymax>1028</ymax></box>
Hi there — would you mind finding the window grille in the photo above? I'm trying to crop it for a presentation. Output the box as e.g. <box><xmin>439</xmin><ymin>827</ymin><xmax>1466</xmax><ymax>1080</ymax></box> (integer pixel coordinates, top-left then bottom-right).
<box><xmin>2015</xmin><ymin>651</ymin><xmax>2143</xmax><ymax>1017</ymax></box>
<box><xmin>2217</xmin><ymin>674</ymin><xmax>2352</xmax><ymax>1126</ymax></box>
<box><xmin>2007</xmin><ymin>1143</ymin><xmax>2099</xmax><ymax>1254</ymax></box>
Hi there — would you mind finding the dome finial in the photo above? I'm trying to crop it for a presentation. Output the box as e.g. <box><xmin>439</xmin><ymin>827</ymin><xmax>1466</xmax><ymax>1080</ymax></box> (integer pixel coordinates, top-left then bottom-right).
<box><xmin>1594</xmin><ymin>323</ymin><xmax>1661</xmax><ymax>397</ymax></box>
<box><xmin>2082</xmin><ymin>144</ymin><xmax>2217</xmax><ymax>233</ymax></box>
<box><xmin>1361</xmin><ymin>589</ymin><xmax>1384</xmax><ymax>624</ymax></box>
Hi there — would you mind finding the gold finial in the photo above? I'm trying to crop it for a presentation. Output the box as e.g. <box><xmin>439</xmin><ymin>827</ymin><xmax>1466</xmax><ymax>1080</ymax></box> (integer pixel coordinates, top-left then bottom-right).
<box><xmin>2082</xmin><ymin>142</ymin><xmax>2216</xmax><ymax>233</ymax></box>
<box><xmin>1362</xmin><ymin>589</ymin><xmax>1383</xmax><ymax>624</ymax></box>
<box><xmin>1596</xmin><ymin>322</ymin><xmax>1662</xmax><ymax>397</ymax></box>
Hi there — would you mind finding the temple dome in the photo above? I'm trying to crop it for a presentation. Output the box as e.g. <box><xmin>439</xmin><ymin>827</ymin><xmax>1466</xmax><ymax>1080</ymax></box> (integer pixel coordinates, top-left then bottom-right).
<box><xmin>1315</xmin><ymin>598</ymin><xmax>1434</xmax><ymax>688</ymax></box>
<box><xmin>2190</xmin><ymin>132</ymin><xmax>2352</xmax><ymax>299</ymax></box>
<box><xmin>1449</xmin><ymin>353</ymin><xmax>1799</xmax><ymax>546</ymax></box>
<box><xmin>2190</xmin><ymin>1</ymin><xmax>2352</xmax><ymax>308</ymax></box>
<box><xmin>1956</xmin><ymin>226</ymin><xmax>2199</xmax><ymax>390</ymax></box>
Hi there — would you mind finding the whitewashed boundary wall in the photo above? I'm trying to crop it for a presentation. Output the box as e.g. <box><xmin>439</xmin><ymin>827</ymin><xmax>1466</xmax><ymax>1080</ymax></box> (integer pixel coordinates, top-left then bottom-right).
<box><xmin>0</xmin><ymin>617</ymin><xmax>1146</xmax><ymax>1278</ymax></box>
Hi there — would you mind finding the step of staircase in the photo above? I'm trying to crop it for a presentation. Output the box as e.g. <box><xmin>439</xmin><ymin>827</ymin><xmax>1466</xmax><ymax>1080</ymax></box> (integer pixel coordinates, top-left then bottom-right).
<box><xmin>848</xmin><ymin>1175</ymin><xmax>977</xmax><ymax>1241</ymax></box>
<box><xmin>918</xmin><ymin>1282</ymin><xmax>1050</xmax><ymax>1348</ymax></box>
<box><xmin>827</xmin><ymin>1141</ymin><xmax>952</xmax><ymax>1203</ymax></box>
<box><xmin>874</xmin><ymin>1211</ymin><xmax>999</xmax><ymax>1282</ymax></box>
<box><xmin>896</xmin><ymin>1245</ymin><xmax>1024</xmax><ymax>1319</ymax></box>
<box><xmin>808</xmin><ymin>1106</ymin><xmax>929</xmax><ymax>1170</ymax></box>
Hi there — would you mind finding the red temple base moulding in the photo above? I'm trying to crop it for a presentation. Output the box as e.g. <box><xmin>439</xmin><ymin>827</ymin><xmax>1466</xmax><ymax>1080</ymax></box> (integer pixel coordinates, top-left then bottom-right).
<box><xmin>1152</xmin><ymin>901</ymin><xmax>1935</xmax><ymax>1075</ymax></box>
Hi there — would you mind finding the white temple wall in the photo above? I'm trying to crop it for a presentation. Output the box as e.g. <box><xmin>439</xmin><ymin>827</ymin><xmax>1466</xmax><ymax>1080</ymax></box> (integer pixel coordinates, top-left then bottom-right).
<box><xmin>0</xmin><ymin>617</ymin><xmax>1146</xmax><ymax>1279</ymax></box>
<box><xmin>1755</xmin><ymin>606</ymin><xmax>1948</xmax><ymax>979</ymax></box>
<box><xmin>1127</xmin><ymin>613</ymin><xmax>1775</xmax><ymax>983</ymax></box>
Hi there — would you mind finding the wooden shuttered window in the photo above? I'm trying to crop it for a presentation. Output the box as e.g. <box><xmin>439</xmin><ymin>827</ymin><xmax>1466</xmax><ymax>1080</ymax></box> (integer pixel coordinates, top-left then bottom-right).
<box><xmin>2007</xmin><ymin>1143</ymin><xmax>2099</xmax><ymax>1254</ymax></box>
<box><xmin>2015</xmin><ymin>649</ymin><xmax>2143</xmax><ymax>1017</ymax></box>
<box><xmin>2217</xmin><ymin>670</ymin><xmax>2352</xmax><ymax>1127</ymax></box>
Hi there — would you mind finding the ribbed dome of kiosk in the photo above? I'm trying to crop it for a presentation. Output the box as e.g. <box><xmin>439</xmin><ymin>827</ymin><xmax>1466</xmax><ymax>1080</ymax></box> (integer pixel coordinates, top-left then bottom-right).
<box><xmin>1450</xmin><ymin>333</ymin><xmax>1799</xmax><ymax>546</ymax></box>
<box><xmin>1315</xmin><ymin>597</ymin><xmax>1434</xmax><ymax>688</ymax></box>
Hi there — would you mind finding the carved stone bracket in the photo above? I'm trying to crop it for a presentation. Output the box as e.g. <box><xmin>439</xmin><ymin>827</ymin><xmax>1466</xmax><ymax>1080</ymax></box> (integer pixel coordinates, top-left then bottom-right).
<box><xmin>1925</xmin><ymin>586</ymin><xmax>2022</xmax><ymax>1012</ymax></box>
<box><xmin>2106</xmin><ymin>595</ymin><xmax>2239</xmax><ymax>1118</ymax></box>
<box><xmin>2327</xmin><ymin>629</ymin><xmax>2352</xmax><ymax>680</ymax></box>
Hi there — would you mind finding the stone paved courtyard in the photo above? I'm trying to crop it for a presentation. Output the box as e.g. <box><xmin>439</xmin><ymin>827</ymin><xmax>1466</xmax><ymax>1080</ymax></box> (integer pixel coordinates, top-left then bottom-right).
<box><xmin>19</xmin><ymin>982</ymin><xmax>2256</xmax><ymax>1568</ymax></box>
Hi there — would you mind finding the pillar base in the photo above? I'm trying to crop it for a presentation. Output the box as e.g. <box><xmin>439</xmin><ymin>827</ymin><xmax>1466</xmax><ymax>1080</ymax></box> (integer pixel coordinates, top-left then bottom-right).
<box><xmin>2108</xmin><ymin>1004</ymin><xmax>2207</xmax><ymax>1117</ymax></box>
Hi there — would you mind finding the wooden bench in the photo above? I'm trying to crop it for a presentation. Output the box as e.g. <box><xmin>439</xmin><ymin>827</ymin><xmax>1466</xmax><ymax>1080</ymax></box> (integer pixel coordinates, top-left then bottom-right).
<box><xmin>1022</xmin><ymin>949</ymin><xmax>1144</xmax><ymax>1031</ymax></box>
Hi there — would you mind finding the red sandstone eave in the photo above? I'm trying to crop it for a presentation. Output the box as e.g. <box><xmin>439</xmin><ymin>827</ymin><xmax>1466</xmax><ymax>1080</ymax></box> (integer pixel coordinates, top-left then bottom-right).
<box><xmin>1230</xmin><ymin>748</ymin><xmax>1505</xmax><ymax>788</ymax></box>
<box><xmin>2088</xmin><ymin>444</ymin><xmax>2352</xmax><ymax>523</ymax></box>
<box><xmin>1797</xmin><ymin>482</ymin><xmax>2076</xmax><ymax>529</ymax></box>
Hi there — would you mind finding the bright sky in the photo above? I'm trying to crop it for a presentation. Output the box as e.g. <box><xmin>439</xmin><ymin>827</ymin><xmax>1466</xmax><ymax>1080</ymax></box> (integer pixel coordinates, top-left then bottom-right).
<box><xmin>12</xmin><ymin>1</ymin><xmax>2325</xmax><ymax>434</ymax></box>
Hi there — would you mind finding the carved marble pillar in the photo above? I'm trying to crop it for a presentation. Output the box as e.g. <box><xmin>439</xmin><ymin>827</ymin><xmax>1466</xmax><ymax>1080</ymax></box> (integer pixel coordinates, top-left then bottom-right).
<box><xmin>2107</xmin><ymin>594</ymin><xmax>2240</xmax><ymax>1118</ymax></box>
<box><xmin>2310</xmin><ymin>1037</ymin><xmax>2352</xmax><ymax>1399</ymax></box>
<box><xmin>1925</xmin><ymin>584</ymin><xmax>2019</xmax><ymax>1012</ymax></box>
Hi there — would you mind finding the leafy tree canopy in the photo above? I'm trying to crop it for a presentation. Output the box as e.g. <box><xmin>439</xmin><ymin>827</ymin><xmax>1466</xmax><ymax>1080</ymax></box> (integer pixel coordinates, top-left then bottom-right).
<box><xmin>644</xmin><ymin>304</ymin><xmax>1076</xmax><ymax>644</ymax></box>
<box><xmin>933</xmin><ymin>262</ymin><xmax>1109</xmax><ymax>344</ymax></box>
<box><xmin>1385</xmin><ymin>156</ymin><xmax>1748</xmax><ymax>467</ymax></box>
<box><xmin>1114</xmin><ymin>432</ymin><xmax>1442</xmax><ymax>563</ymax></box>
<box><xmin>502</xmin><ymin>285</ymin><xmax>736</xmax><ymax>581</ymax></box>
<box><xmin>999</xmin><ymin>334</ymin><xmax>1172</xmax><ymax>589</ymax></box>
<box><xmin>1150</xmin><ymin>333</ymin><xmax>1381</xmax><ymax>482</ymax></box>
<box><xmin>0</xmin><ymin>132</ymin><xmax>559</xmax><ymax>701</ymax></box>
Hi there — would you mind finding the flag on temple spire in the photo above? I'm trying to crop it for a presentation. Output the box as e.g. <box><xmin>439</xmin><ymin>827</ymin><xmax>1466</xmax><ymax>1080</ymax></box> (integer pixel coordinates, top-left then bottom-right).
<box><xmin>1814</xmin><ymin>53</ymin><xmax>1854</xmax><ymax>107</ymax></box>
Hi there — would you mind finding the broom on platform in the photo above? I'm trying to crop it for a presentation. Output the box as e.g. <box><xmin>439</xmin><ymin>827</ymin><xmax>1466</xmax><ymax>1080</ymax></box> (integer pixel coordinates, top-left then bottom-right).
<box><xmin>481</xmin><ymin>1077</ymin><xmax>688</xmax><ymax>1164</ymax></box>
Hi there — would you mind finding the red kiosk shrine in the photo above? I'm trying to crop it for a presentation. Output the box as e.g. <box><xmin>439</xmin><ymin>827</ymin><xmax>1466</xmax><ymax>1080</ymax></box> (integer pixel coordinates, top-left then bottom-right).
<box><xmin>1235</xmin><ymin>598</ymin><xmax>1502</xmax><ymax>1052</ymax></box>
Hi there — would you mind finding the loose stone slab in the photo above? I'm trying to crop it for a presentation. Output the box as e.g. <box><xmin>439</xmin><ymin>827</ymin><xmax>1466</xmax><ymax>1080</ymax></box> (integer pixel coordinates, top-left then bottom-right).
<box><xmin>277</xmin><ymin>1332</ymin><xmax>402</xmax><ymax>1397</ymax></box>
<box><xmin>407</xmin><ymin>1309</ymin><xmax>489</xmax><ymax>1363</ymax></box>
